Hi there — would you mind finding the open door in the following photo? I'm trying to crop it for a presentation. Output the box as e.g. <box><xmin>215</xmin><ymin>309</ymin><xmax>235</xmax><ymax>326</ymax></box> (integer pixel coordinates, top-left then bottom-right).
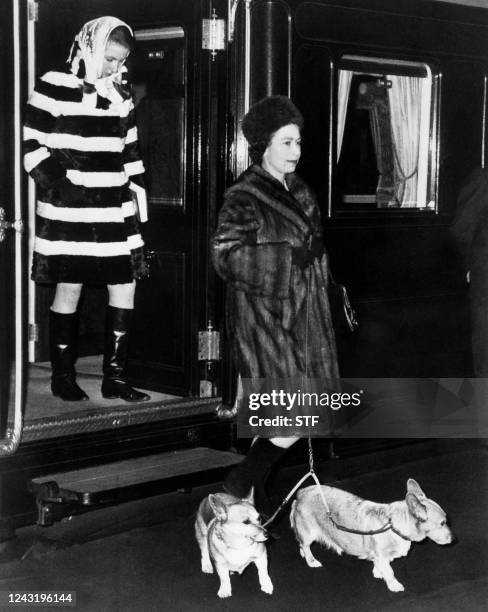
<box><xmin>28</xmin><ymin>0</ymin><xmax>227</xmax><ymax>399</ymax></box>
<box><xmin>128</xmin><ymin>24</ymin><xmax>193</xmax><ymax>396</ymax></box>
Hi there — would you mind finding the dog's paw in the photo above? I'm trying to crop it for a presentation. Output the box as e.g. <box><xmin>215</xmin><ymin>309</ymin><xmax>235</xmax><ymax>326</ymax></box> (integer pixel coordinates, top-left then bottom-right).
<box><xmin>260</xmin><ymin>579</ymin><xmax>274</xmax><ymax>595</ymax></box>
<box><xmin>217</xmin><ymin>586</ymin><xmax>232</xmax><ymax>598</ymax></box>
<box><xmin>373</xmin><ymin>566</ymin><xmax>382</xmax><ymax>579</ymax></box>
<box><xmin>201</xmin><ymin>561</ymin><xmax>214</xmax><ymax>574</ymax></box>
<box><xmin>305</xmin><ymin>557</ymin><xmax>323</xmax><ymax>568</ymax></box>
<box><xmin>386</xmin><ymin>579</ymin><xmax>405</xmax><ymax>593</ymax></box>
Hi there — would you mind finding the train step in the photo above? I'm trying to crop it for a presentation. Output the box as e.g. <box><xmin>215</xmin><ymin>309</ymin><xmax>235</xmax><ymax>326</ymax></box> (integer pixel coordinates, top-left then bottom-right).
<box><xmin>29</xmin><ymin>446</ymin><xmax>243</xmax><ymax>526</ymax></box>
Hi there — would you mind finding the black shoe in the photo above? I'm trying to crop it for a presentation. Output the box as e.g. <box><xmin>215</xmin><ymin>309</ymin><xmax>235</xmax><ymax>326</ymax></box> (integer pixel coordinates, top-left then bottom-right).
<box><xmin>49</xmin><ymin>310</ymin><xmax>89</xmax><ymax>402</ymax></box>
<box><xmin>102</xmin><ymin>306</ymin><xmax>151</xmax><ymax>404</ymax></box>
<box><xmin>52</xmin><ymin>374</ymin><xmax>89</xmax><ymax>401</ymax></box>
<box><xmin>101</xmin><ymin>378</ymin><xmax>150</xmax><ymax>403</ymax></box>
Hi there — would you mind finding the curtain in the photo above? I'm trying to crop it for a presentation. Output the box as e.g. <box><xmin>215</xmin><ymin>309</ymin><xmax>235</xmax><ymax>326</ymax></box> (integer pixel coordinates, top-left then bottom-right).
<box><xmin>387</xmin><ymin>75</ymin><xmax>423</xmax><ymax>206</ymax></box>
<box><xmin>337</xmin><ymin>70</ymin><xmax>353</xmax><ymax>160</ymax></box>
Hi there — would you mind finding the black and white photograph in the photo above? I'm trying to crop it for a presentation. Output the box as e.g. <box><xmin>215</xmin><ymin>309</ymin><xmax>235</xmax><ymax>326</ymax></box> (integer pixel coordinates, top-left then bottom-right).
<box><xmin>0</xmin><ymin>0</ymin><xmax>487</xmax><ymax>610</ymax></box>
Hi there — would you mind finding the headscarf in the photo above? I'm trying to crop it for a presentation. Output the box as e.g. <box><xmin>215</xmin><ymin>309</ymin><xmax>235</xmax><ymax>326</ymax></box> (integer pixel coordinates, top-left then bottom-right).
<box><xmin>68</xmin><ymin>16</ymin><xmax>133</xmax><ymax>80</ymax></box>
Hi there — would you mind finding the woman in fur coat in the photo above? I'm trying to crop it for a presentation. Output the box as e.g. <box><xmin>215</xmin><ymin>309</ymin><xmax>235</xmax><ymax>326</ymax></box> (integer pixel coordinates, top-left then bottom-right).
<box><xmin>212</xmin><ymin>96</ymin><xmax>339</xmax><ymax>513</ymax></box>
<box><xmin>24</xmin><ymin>16</ymin><xmax>149</xmax><ymax>403</ymax></box>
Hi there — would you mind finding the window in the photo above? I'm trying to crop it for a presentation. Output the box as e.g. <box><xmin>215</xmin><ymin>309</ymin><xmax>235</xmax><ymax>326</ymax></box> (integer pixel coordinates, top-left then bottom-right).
<box><xmin>336</xmin><ymin>55</ymin><xmax>436</xmax><ymax>211</ymax></box>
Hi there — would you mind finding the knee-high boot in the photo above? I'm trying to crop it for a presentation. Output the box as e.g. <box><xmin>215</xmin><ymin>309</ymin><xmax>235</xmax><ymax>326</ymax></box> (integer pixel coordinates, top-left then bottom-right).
<box><xmin>101</xmin><ymin>306</ymin><xmax>150</xmax><ymax>403</ymax></box>
<box><xmin>50</xmin><ymin>310</ymin><xmax>88</xmax><ymax>401</ymax></box>
<box><xmin>224</xmin><ymin>438</ymin><xmax>287</xmax><ymax>515</ymax></box>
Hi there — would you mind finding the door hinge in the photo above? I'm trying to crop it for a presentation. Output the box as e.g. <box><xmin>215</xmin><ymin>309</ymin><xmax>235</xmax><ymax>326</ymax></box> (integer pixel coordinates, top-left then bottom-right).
<box><xmin>28</xmin><ymin>323</ymin><xmax>39</xmax><ymax>342</ymax></box>
<box><xmin>28</xmin><ymin>1</ymin><xmax>39</xmax><ymax>22</ymax></box>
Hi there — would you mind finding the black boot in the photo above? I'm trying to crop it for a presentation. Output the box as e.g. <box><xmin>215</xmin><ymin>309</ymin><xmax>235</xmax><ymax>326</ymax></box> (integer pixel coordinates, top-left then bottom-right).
<box><xmin>224</xmin><ymin>438</ymin><xmax>287</xmax><ymax>516</ymax></box>
<box><xmin>101</xmin><ymin>306</ymin><xmax>150</xmax><ymax>403</ymax></box>
<box><xmin>50</xmin><ymin>310</ymin><xmax>89</xmax><ymax>401</ymax></box>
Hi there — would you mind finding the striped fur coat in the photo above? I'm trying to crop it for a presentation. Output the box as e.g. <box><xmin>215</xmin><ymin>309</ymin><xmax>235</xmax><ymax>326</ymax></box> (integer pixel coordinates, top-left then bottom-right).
<box><xmin>212</xmin><ymin>164</ymin><xmax>339</xmax><ymax>385</ymax></box>
<box><xmin>24</xmin><ymin>68</ymin><xmax>147</xmax><ymax>284</ymax></box>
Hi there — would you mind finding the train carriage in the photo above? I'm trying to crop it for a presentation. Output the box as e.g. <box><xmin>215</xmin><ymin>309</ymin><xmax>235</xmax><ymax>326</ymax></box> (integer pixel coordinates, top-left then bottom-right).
<box><xmin>0</xmin><ymin>0</ymin><xmax>487</xmax><ymax>541</ymax></box>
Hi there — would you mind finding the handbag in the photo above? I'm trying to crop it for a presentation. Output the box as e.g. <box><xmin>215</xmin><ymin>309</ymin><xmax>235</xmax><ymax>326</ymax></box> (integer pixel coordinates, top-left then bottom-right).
<box><xmin>328</xmin><ymin>274</ymin><xmax>359</xmax><ymax>333</ymax></box>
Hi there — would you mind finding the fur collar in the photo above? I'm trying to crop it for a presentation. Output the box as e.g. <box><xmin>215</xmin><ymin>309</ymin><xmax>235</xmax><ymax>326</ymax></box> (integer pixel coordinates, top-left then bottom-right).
<box><xmin>226</xmin><ymin>165</ymin><xmax>317</xmax><ymax>234</ymax></box>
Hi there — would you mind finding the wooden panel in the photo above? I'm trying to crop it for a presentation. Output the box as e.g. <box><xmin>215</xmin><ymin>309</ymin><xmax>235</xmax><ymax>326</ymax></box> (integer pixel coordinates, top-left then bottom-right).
<box><xmin>293</xmin><ymin>45</ymin><xmax>332</xmax><ymax>210</ymax></box>
<box><xmin>129</xmin><ymin>252</ymin><xmax>187</xmax><ymax>393</ymax></box>
<box><xmin>295</xmin><ymin>2</ymin><xmax>488</xmax><ymax>58</ymax></box>
<box><xmin>439</xmin><ymin>60</ymin><xmax>488</xmax><ymax>213</ymax></box>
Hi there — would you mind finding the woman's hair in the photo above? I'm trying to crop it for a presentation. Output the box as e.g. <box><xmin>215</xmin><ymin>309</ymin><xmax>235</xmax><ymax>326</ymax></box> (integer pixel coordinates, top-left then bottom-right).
<box><xmin>241</xmin><ymin>96</ymin><xmax>304</xmax><ymax>164</ymax></box>
<box><xmin>108</xmin><ymin>26</ymin><xmax>134</xmax><ymax>53</ymax></box>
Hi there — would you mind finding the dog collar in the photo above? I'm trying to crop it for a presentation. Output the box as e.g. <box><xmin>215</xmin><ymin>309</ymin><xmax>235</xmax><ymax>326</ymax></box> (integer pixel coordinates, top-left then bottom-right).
<box><xmin>388</xmin><ymin>520</ymin><xmax>412</xmax><ymax>541</ymax></box>
<box><xmin>213</xmin><ymin>523</ymin><xmax>261</xmax><ymax>548</ymax></box>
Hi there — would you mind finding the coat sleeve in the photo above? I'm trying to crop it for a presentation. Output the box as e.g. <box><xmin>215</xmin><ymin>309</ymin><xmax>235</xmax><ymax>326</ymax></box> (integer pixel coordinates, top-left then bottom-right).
<box><xmin>122</xmin><ymin>104</ymin><xmax>146</xmax><ymax>188</ymax></box>
<box><xmin>212</xmin><ymin>191</ymin><xmax>293</xmax><ymax>298</ymax></box>
<box><xmin>121</xmin><ymin>102</ymin><xmax>148</xmax><ymax>222</ymax></box>
<box><xmin>451</xmin><ymin>167</ymin><xmax>488</xmax><ymax>269</ymax></box>
<box><xmin>23</xmin><ymin>74</ymin><xmax>66</xmax><ymax>188</ymax></box>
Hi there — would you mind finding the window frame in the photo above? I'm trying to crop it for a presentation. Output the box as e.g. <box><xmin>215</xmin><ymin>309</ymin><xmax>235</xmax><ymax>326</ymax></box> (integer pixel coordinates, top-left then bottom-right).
<box><xmin>332</xmin><ymin>53</ymin><xmax>440</xmax><ymax>216</ymax></box>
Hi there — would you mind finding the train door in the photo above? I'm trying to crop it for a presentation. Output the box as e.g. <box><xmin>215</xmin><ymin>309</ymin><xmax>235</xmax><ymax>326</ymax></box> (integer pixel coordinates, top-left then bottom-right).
<box><xmin>27</xmin><ymin>0</ymin><xmax>228</xmax><ymax>399</ymax></box>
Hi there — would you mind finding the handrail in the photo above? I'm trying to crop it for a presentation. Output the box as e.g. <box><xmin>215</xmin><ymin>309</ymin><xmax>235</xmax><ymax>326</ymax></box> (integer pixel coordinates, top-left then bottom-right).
<box><xmin>0</xmin><ymin>0</ymin><xmax>24</xmax><ymax>457</ymax></box>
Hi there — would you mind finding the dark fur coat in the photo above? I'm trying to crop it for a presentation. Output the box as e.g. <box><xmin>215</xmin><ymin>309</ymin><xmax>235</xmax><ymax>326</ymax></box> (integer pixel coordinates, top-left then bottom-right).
<box><xmin>212</xmin><ymin>165</ymin><xmax>339</xmax><ymax>385</ymax></box>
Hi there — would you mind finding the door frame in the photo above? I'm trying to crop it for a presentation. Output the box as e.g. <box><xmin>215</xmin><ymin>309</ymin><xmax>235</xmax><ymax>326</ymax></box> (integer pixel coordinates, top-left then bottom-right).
<box><xmin>0</xmin><ymin>0</ymin><xmax>25</xmax><ymax>457</ymax></box>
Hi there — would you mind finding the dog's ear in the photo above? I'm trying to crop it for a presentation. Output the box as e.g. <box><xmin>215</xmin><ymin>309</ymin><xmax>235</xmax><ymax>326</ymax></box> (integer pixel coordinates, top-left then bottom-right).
<box><xmin>407</xmin><ymin>479</ymin><xmax>426</xmax><ymax>499</ymax></box>
<box><xmin>243</xmin><ymin>486</ymin><xmax>255</xmax><ymax>504</ymax></box>
<box><xmin>406</xmin><ymin>492</ymin><xmax>428</xmax><ymax>522</ymax></box>
<box><xmin>209</xmin><ymin>495</ymin><xmax>228</xmax><ymax>521</ymax></box>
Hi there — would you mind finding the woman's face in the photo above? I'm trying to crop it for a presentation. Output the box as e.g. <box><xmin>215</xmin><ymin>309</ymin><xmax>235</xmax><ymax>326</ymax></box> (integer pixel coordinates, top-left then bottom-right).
<box><xmin>101</xmin><ymin>41</ymin><xmax>129</xmax><ymax>78</ymax></box>
<box><xmin>261</xmin><ymin>123</ymin><xmax>301</xmax><ymax>181</ymax></box>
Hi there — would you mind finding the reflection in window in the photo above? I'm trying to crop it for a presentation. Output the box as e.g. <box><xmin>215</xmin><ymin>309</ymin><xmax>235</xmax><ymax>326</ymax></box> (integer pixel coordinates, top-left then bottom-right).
<box><xmin>337</xmin><ymin>56</ymin><xmax>435</xmax><ymax>210</ymax></box>
<box><xmin>132</xmin><ymin>28</ymin><xmax>185</xmax><ymax>207</ymax></box>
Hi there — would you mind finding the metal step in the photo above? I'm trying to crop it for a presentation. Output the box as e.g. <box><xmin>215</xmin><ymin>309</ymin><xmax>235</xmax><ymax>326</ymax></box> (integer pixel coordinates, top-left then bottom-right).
<box><xmin>29</xmin><ymin>447</ymin><xmax>243</xmax><ymax>525</ymax></box>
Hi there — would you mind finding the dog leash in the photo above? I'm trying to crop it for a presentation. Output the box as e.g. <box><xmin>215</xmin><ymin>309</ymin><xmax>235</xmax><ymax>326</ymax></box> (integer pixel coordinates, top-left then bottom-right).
<box><xmin>261</xmin><ymin>436</ymin><xmax>329</xmax><ymax>528</ymax></box>
<box><xmin>263</xmin><ymin>436</ymin><xmax>398</xmax><ymax>537</ymax></box>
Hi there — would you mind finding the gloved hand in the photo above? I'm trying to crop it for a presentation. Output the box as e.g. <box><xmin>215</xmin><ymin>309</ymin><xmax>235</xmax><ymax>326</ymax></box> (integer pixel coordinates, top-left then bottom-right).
<box><xmin>291</xmin><ymin>245</ymin><xmax>314</xmax><ymax>270</ymax></box>
<box><xmin>54</xmin><ymin>177</ymin><xmax>86</xmax><ymax>205</ymax></box>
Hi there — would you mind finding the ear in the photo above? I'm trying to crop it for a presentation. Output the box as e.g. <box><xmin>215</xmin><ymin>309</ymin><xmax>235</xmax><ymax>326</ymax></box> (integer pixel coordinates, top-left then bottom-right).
<box><xmin>406</xmin><ymin>492</ymin><xmax>428</xmax><ymax>522</ymax></box>
<box><xmin>208</xmin><ymin>495</ymin><xmax>228</xmax><ymax>522</ymax></box>
<box><xmin>407</xmin><ymin>478</ymin><xmax>426</xmax><ymax>499</ymax></box>
<box><xmin>244</xmin><ymin>486</ymin><xmax>255</xmax><ymax>504</ymax></box>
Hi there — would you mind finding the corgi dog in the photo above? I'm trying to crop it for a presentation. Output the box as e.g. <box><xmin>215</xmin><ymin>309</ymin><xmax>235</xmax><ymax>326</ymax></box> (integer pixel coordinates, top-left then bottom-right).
<box><xmin>195</xmin><ymin>489</ymin><xmax>273</xmax><ymax>598</ymax></box>
<box><xmin>290</xmin><ymin>479</ymin><xmax>453</xmax><ymax>592</ymax></box>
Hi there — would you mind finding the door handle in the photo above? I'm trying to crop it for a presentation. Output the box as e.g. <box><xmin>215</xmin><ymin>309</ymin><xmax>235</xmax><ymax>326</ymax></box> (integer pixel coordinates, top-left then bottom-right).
<box><xmin>0</xmin><ymin>206</ymin><xmax>23</xmax><ymax>243</ymax></box>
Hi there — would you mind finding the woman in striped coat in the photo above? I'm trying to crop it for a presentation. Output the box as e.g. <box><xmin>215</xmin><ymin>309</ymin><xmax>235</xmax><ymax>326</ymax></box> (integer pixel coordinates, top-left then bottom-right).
<box><xmin>24</xmin><ymin>16</ymin><xmax>150</xmax><ymax>403</ymax></box>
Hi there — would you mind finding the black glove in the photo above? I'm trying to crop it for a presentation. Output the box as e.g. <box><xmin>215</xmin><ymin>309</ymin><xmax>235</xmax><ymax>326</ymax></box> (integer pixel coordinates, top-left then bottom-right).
<box><xmin>291</xmin><ymin>245</ymin><xmax>314</xmax><ymax>270</ymax></box>
<box><xmin>309</xmin><ymin>235</ymin><xmax>325</xmax><ymax>260</ymax></box>
<box><xmin>54</xmin><ymin>177</ymin><xmax>86</xmax><ymax>205</ymax></box>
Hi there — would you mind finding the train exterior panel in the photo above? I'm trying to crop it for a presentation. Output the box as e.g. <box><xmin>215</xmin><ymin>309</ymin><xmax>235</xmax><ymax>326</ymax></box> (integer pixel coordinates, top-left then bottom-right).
<box><xmin>0</xmin><ymin>0</ymin><xmax>487</xmax><ymax>534</ymax></box>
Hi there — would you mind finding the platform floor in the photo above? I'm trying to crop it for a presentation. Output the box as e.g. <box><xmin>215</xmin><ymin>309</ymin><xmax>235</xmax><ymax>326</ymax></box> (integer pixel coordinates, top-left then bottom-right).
<box><xmin>0</xmin><ymin>439</ymin><xmax>486</xmax><ymax>611</ymax></box>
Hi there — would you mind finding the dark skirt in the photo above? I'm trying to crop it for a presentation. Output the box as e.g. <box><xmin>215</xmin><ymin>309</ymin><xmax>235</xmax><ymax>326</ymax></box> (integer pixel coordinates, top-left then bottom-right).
<box><xmin>31</xmin><ymin>246</ymin><xmax>149</xmax><ymax>285</ymax></box>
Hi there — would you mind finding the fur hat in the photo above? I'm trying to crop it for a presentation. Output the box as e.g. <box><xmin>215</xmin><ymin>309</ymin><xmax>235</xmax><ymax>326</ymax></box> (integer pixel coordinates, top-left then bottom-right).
<box><xmin>241</xmin><ymin>96</ymin><xmax>304</xmax><ymax>163</ymax></box>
